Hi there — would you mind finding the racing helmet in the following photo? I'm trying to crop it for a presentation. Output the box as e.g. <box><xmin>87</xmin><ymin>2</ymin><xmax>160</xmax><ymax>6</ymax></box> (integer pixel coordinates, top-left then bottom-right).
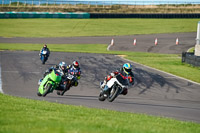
<box><xmin>123</xmin><ymin>63</ymin><xmax>132</xmax><ymax>74</ymax></box>
<box><xmin>72</xmin><ymin>61</ymin><xmax>79</xmax><ymax>69</ymax></box>
<box><xmin>43</xmin><ymin>44</ymin><xmax>47</xmax><ymax>49</ymax></box>
<box><xmin>59</xmin><ymin>62</ymin><xmax>67</xmax><ymax>71</ymax></box>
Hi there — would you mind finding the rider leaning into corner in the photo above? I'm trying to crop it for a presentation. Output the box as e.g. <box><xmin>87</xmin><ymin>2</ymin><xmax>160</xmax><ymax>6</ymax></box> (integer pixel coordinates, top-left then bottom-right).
<box><xmin>39</xmin><ymin>60</ymin><xmax>81</xmax><ymax>86</ymax></box>
<box><xmin>45</xmin><ymin>62</ymin><xmax>68</xmax><ymax>78</ymax></box>
<box><xmin>67</xmin><ymin>61</ymin><xmax>81</xmax><ymax>87</ymax></box>
<box><xmin>56</xmin><ymin>60</ymin><xmax>81</xmax><ymax>95</ymax></box>
<box><xmin>39</xmin><ymin>44</ymin><xmax>50</xmax><ymax>58</ymax></box>
<box><xmin>38</xmin><ymin>61</ymin><xmax>68</xmax><ymax>85</ymax></box>
<box><xmin>100</xmin><ymin>63</ymin><xmax>135</xmax><ymax>96</ymax></box>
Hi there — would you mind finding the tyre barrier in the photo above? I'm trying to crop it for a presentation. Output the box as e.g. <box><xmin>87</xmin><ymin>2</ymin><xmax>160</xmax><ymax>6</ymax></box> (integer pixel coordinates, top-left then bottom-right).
<box><xmin>182</xmin><ymin>52</ymin><xmax>200</xmax><ymax>67</ymax></box>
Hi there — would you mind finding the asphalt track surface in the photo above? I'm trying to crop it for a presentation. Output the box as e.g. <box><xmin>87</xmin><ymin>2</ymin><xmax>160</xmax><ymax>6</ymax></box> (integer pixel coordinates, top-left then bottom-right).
<box><xmin>1</xmin><ymin>32</ymin><xmax>200</xmax><ymax>123</ymax></box>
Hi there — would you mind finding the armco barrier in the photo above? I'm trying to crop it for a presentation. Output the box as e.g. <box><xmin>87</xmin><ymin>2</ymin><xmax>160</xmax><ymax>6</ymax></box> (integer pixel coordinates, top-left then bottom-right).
<box><xmin>182</xmin><ymin>52</ymin><xmax>200</xmax><ymax>67</ymax></box>
<box><xmin>0</xmin><ymin>12</ymin><xmax>90</xmax><ymax>18</ymax></box>
<box><xmin>90</xmin><ymin>13</ymin><xmax>200</xmax><ymax>18</ymax></box>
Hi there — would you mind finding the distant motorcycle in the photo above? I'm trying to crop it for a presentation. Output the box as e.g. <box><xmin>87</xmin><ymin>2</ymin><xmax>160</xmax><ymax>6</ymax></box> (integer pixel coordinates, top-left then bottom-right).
<box><xmin>99</xmin><ymin>74</ymin><xmax>129</xmax><ymax>102</ymax></box>
<box><xmin>37</xmin><ymin>69</ymin><xmax>62</xmax><ymax>97</ymax></box>
<box><xmin>57</xmin><ymin>74</ymin><xmax>77</xmax><ymax>96</ymax></box>
<box><xmin>40</xmin><ymin>50</ymin><xmax>48</xmax><ymax>64</ymax></box>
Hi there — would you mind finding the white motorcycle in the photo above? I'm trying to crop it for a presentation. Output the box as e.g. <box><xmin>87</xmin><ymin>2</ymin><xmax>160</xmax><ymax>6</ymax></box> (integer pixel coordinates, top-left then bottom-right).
<box><xmin>99</xmin><ymin>74</ymin><xmax>129</xmax><ymax>102</ymax></box>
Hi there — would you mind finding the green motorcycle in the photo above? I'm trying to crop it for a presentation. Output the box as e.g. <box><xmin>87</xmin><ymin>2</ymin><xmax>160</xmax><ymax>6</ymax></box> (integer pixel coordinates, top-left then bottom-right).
<box><xmin>37</xmin><ymin>69</ymin><xmax>62</xmax><ymax>97</ymax></box>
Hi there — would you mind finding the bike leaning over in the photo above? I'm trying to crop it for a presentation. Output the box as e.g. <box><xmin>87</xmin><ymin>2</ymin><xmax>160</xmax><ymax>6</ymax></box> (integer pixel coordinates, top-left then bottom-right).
<box><xmin>98</xmin><ymin>63</ymin><xmax>134</xmax><ymax>102</ymax></box>
<box><xmin>37</xmin><ymin>69</ymin><xmax>62</xmax><ymax>97</ymax></box>
<box><xmin>99</xmin><ymin>74</ymin><xmax>129</xmax><ymax>102</ymax></box>
<box><xmin>57</xmin><ymin>73</ymin><xmax>77</xmax><ymax>96</ymax></box>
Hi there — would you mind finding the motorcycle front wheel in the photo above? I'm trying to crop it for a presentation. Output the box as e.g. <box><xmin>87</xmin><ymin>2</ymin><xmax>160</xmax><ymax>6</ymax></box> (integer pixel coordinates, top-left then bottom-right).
<box><xmin>98</xmin><ymin>92</ymin><xmax>106</xmax><ymax>101</ymax></box>
<box><xmin>42</xmin><ymin>56</ymin><xmax>45</xmax><ymax>64</ymax></box>
<box><xmin>42</xmin><ymin>83</ymin><xmax>52</xmax><ymax>97</ymax></box>
<box><xmin>107</xmin><ymin>87</ymin><xmax>120</xmax><ymax>102</ymax></box>
<box><xmin>37</xmin><ymin>92</ymin><xmax>42</xmax><ymax>96</ymax></box>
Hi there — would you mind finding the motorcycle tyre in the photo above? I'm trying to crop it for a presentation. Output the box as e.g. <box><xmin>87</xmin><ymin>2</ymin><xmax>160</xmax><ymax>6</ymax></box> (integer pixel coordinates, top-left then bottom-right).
<box><xmin>107</xmin><ymin>87</ymin><xmax>120</xmax><ymax>102</ymax></box>
<box><xmin>37</xmin><ymin>92</ymin><xmax>42</xmax><ymax>96</ymax></box>
<box><xmin>61</xmin><ymin>86</ymin><xmax>70</xmax><ymax>96</ymax></box>
<box><xmin>57</xmin><ymin>91</ymin><xmax>61</xmax><ymax>95</ymax></box>
<box><xmin>42</xmin><ymin>57</ymin><xmax>45</xmax><ymax>64</ymax></box>
<box><xmin>42</xmin><ymin>83</ymin><xmax>52</xmax><ymax>97</ymax></box>
<box><xmin>98</xmin><ymin>92</ymin><xmax>106</xmax><ymax>101</ymax></box>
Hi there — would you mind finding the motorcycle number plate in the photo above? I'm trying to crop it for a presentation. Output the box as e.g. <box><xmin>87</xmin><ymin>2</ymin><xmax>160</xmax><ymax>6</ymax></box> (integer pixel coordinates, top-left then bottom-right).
<box><xmin>67</xmin><ymin>75</ymin><xmax>74</xmax><ymax>79</ymax></box>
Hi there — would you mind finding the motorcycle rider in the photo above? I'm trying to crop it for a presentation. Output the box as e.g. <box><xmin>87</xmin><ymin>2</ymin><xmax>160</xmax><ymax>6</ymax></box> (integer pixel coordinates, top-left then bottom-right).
<box><xmin>39</xmin><ymin>44</ymin><xmax>50</xmax><ymax>58</ymax></box>
<box><xmin>38</xmin><ymin>62</ymin><xmax>68</xmax><ymax>85</ymax></box>
<box><xmin>100</xmin><ymin>63</ymin><xmax>134</xmax><ymax>96</ymax></box>
<box><xmin>67</xmin><ymin>61</ymin><xmax>81</xmax><ymax>87</ymax></box>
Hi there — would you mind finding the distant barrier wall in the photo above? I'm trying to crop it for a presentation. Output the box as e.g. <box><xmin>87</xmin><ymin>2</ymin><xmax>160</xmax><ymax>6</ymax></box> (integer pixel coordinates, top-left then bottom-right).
<box><xmin>90</xmin><ymin>13</ymin><xmax>200</xmax><ymax>18</ymax></box>
<box><xmin>182</xmin><ymin>52</ymin><xmax>200</xmax><ymax>67</ymax></box>
<box><xmin>0</xmin><ymin>12</ymin><xmax>200</xmax><ymax>18</ymax></box>
<box><xmin>0</xmin><ymin>12</ymin><xmax>90</xmax><ymax>18</ymax></box>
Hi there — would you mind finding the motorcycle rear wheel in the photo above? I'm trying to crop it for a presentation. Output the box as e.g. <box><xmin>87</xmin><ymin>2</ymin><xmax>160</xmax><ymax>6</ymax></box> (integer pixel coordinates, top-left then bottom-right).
<box><xmin>61</xmin><ymin>84</ymin><xmax>70</xmax><ymax>96</ymax></box>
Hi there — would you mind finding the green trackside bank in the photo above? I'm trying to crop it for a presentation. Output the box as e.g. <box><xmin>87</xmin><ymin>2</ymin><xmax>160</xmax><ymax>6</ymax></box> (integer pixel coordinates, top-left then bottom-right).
<box><xmin>37</xmin><ymin>69</ymin><xmax>62</xmax><ymax>97</ymax></box>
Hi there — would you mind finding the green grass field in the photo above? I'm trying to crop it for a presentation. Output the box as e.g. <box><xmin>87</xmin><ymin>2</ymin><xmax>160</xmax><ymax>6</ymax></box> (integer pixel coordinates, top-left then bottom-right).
<box><xmin>0</xmin><ymin>19</ymin><xmax>200</xmax><ymax>132</ymax></box>
<box><xmin>1</xmin><ymin>93</ymin><xmax>200</xmax><ymax>133</ymax></box>
<box><xmin>0</xmin><ymin>19</ymin><xmax>198</xmax><ymax>37</ymax></box>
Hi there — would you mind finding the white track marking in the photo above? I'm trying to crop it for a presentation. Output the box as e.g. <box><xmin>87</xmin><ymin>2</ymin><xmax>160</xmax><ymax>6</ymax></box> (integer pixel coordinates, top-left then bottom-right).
<box><xmin>2</xmin><ymin>71</ymin><xmax>40</xmax><ymax>74</ymax></box>
<box><xmin>117</xmin><ymin>55</ymin><xmax>200</xmax><ymax>86</ymax></box>
<box><xmin>107</xmin><ymin>44</ymin><xmax>112</xmax><ymax>51</ymax></box>
<box><xmin>0</xmin><ymin>65</ymin><xmax>3</xmax><ymax>94</ymax></box>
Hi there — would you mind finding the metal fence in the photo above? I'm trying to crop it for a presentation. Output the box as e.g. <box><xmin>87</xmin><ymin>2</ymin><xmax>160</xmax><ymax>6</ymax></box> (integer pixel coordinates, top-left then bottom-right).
<box><xmin>1</xmin><ymin>0</ymin><xmax>200</xmax><ymax>7</ymax></box>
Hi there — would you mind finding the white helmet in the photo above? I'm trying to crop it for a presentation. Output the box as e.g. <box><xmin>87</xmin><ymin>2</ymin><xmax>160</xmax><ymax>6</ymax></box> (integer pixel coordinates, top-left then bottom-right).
<box><xmin>59</xmin><ymin>62</ymin><xmax>67</xmax><ymax>71</ymax></box>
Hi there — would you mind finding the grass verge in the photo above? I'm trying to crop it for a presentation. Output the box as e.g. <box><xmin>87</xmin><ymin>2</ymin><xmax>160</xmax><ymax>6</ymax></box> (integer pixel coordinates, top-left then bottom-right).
<box><xmin>0</xmin><ymin>19</ymin><xmax>198</xmax><ymax>37</ymax></box>
<box><xmin>0</xmin><ymin>43</ymin><xmax>200</xmax><ymax>83</ymax></box>
<box><xmin>0</xmin><ymin>93</ymin><xmax>199</xmax><ymax>133</ymax></box>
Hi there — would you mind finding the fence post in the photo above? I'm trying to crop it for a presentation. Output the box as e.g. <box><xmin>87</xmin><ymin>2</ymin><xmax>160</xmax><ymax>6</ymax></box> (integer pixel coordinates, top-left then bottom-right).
<box><xmin>182</xmin><ymin>52</ymin><xmax>186</xmax><ymax>63</ymax></box>
<box><xmin>195</xmin><ymin>21</ymin><xmax>200</xmax><ymax>56</ymax></box>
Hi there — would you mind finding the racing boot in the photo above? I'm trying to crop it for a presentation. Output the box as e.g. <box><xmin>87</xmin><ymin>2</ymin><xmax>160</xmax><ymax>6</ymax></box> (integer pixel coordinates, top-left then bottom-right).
<box><xmin>121</xmin><ymin>88</ymin><xmax>128</xmax><ymax>95</ymax></box>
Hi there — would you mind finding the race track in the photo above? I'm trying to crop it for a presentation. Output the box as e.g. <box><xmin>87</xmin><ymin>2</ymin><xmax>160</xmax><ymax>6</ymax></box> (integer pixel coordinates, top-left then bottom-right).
<box><xmin>1</xmin><ymin>50</ymin><xmax>200</xmax><ymax>123</ymax></box>
<box><xmin>0</xmin><ymin>32</ymin><xmax>196</xmax><ymax>54</ymax></box>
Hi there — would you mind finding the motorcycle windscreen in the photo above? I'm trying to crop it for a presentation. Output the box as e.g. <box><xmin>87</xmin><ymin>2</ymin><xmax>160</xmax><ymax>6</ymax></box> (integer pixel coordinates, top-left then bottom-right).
<box><xmin>49</xmin><ymin>70</ymin><xmax>62</xmax><ymax>82</ymax></box>
<box><xmin>116</xmin><ymin>74</ymin><xmax>129</xmax><ymax>86</ymax></box>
